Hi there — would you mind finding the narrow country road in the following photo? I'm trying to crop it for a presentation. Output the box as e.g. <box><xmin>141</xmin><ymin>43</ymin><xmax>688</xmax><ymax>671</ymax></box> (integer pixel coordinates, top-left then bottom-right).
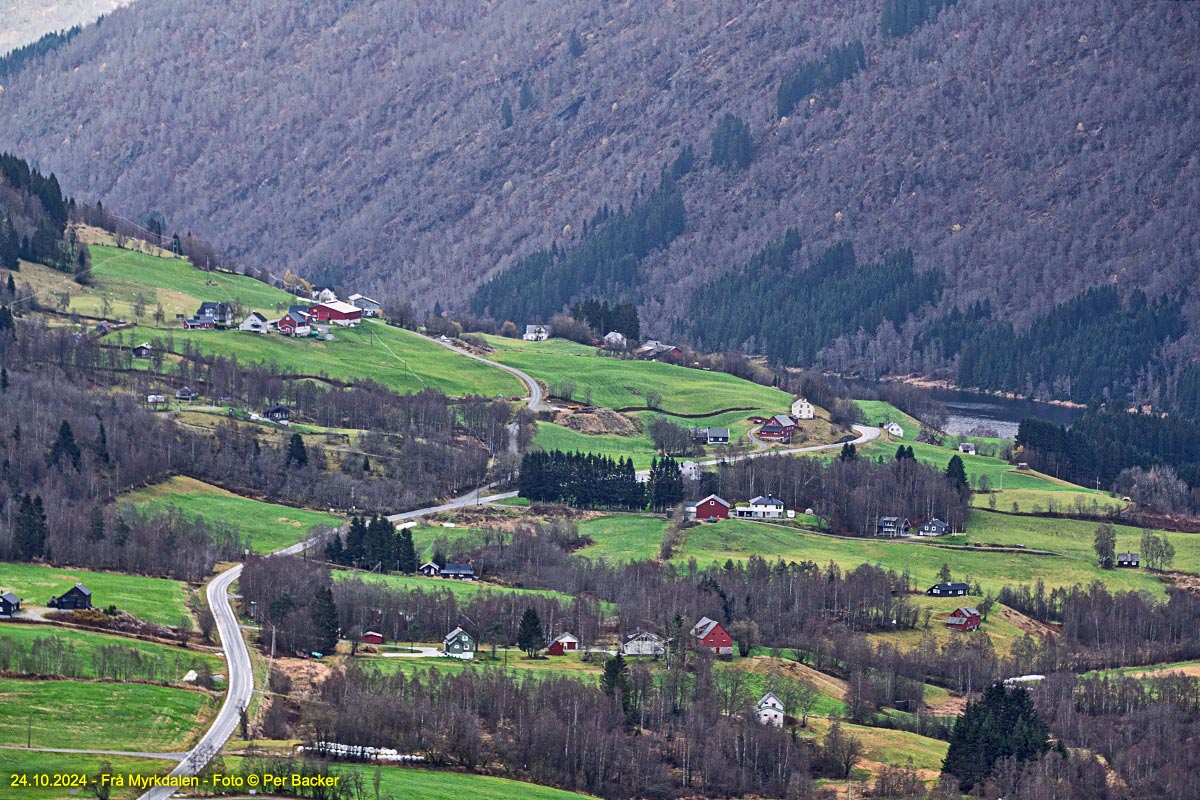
<box><xmin>147</xmin><ymin>337</ymin><xmax>881</xmax><ymax>798</ymax></box>
<box><xmin>0</xmin><ymin>744</ymin><xmax>184</xmax><ymax>761</ymax></box>
<box><xmin>139</xmin><ymin>564</ymin><xmax>251</xmax><ymax>800</ymax></box>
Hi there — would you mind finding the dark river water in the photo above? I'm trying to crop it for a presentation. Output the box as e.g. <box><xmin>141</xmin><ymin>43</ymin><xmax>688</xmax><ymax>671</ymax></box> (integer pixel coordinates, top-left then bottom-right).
<box><xmin>924</xmin><ymin>386</ymin><xmax>1084</xmax><ymax>439</ymax></box>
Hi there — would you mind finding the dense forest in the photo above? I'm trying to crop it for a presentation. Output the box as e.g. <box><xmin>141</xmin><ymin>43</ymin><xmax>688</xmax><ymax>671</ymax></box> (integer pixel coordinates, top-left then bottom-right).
<box><xmin>682</xmin><ymin>236</ymin><xmax>943</xmax><ymax>366</ymax></box>
<box><xmin>0</xmin><ymin>0</ymin><xmax>1195</xmax><ymax>407</ymax></box>
<box><xmin>1016</xmin><ymin>410</ymin><xmax>1200</xmax><ymax>502</ymax></box>
<box><xmin>0</xmin><ymin>152</ymin><xmax>86</xmax><ymax>273</ymax></box>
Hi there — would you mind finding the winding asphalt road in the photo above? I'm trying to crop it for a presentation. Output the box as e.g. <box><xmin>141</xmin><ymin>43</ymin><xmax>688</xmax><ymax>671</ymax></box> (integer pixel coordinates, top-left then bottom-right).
<box><xmin>146</xmin><ymin>337</ymin><xmax>880</xmax><ymax>798</ymax></box>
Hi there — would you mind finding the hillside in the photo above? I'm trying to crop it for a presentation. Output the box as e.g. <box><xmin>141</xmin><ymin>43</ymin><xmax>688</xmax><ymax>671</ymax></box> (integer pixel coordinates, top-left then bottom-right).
<box><xmin>0</xmin><ymin>1</ymin><xmax>130</xmax><ymax>54</ymax></box>
<box><xmin>0</xmin><ymin>0</ymin><xmax>1196</xmax><ymax>405</ymax></box>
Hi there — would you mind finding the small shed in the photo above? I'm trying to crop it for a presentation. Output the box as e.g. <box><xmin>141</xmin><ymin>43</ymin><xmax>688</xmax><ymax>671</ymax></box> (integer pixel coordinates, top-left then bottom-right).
<box><xmin>132</xmin><ymin>342</ymin><xmax>154</xmax><ymax>359</ymax></box>
<box><xmin>958</xmin><ymin>442</ymin><xmax>976</xmax><ymax>455</ymax></box>
<box><xmin>362</xmin><ymin>631</ymin><xmax>384</xmax><ymax>645</ymax></box>
<box><xmin>547</xmin><ymin>632</ymin><xmax>580</xmax><ymax>656</ymax></box>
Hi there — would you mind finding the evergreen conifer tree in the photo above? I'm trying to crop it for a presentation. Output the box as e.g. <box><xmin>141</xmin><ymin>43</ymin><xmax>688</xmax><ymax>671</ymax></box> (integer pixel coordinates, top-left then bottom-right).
<box><xmin>48</xmin><ymin>419</ymin><xmax>81</xmax><ymax>470</ymax></box>
<box><xmin>88</xmin><ymin>506</ymin><xmax>106</xmax><ymax>542</ymax></box>
<box><xmin>395</xmin><ymin>528</ymin><xmax>418</xmax><ymax>574</ymax></box>
<box><xmin>945</xmin><ymin>455</ymin><xmax>968</xmax><ymax>488</ymax></box>
<box><xmin>308</xmin><ymin>585</ymin><xmax>340</xmax><ymax>653</ymax></box>
<box><xmin>500</xmin><ymin>97</ymin><xmax>513</xmax><ymax>129</ymax></box>
<box><xmin>517</xmin><ymin>607</ymin><xmax>544</xmax><ymax>657</ymax></box>
<box><xmin>518</xmin><ymin>79</ymin><xmax>535</xmax><ymax>110</ymax></box>
<box><xmin>286</xmin><ymin>433</ymin><xmax>308</xmax><ymax>467</ymax></box>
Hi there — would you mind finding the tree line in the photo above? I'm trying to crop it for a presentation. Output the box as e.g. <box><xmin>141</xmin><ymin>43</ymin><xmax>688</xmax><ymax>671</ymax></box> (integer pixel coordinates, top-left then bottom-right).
<box><xmin>1017</xmin><ymin>408</ymin><xmax>1200</xmax><ymax>496</ymax></box>
<box><xmin>470</xmin><ymin>169</ymin><xmax>687</xmax><ymax>326</ymax></box>
<box><xmin>683</xmin><ymin>236</ymin><xmax>944</xmax><ymax>368</ymax></box>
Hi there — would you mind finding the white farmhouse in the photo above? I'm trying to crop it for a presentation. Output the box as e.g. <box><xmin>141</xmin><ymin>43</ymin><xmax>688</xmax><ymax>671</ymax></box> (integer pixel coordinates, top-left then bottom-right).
<box><xmin>238</xmin><ymin>312</ymin><xmax>269</xmax><ymax>333</ymax></box>
<box><xmin>523</xmin><ymin>324</ymin><xmax>550</xmax><ymax>341</ymax></box>
<box><xmin>679</xmin><ymin>461</ymin><xmax>702</xmax><ymax>481</ymax></box>
<box><xmin>603</xmin><ymin>330</ymin><xmax>628</xmax><ymax>348</ymax></box>
<box><xmin>885</xmin><ymin>421</ymin><xmax>905</xmax><ymax>438</ymax></box>
<box><xmin>790</xmin><ymin>397</ymin><xmax>815</xmax><ymax>420</ymax></box>
<box><xmin>734</xmin><ymin>495</ymin><xmax>787</xmax><ymax>519</ymax></box>
<box><xmin>755</xmin><ymin>692</ymin><xmax>785</xmax><ymax>727</ymax></box>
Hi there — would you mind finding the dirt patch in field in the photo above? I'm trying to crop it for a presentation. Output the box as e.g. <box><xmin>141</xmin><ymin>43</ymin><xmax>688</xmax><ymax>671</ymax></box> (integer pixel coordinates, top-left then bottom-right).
<box><xmin>994</xmin><ymin>604</ymin><xmax>1060</xmax><ymax>638</ymax></box>
<box><xmin>733</xmin><ymin>656</ymin><xmax>848</xmax><ymax>700</ymax></box>
<box><xmin>552</xmin><ymin>407</ymin><xmax>638</xmax><ymax>435</ymax></box>
<box><xmin>925</xmin><ymin>693</ymin><xmax>967</xmax><ymax>716</ymax></box>
<box><xmin>1122</xmin><ymin>663</ymin><xmax>1200</xmax><ymax>679</ymax></box>
<box><xmin>274</xmin><ymin>657</ymin><xmax>333</xmax><ymax>699</ymax></box>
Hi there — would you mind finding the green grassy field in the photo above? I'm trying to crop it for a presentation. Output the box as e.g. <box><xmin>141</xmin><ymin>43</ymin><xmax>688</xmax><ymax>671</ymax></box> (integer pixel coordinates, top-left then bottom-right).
<box><xmin>2</xmin><ymin>749</ymin><xmax>172</xmax><ymax>800</ymax></box>
<box><xmin>670</xmin><ymin>517</ymin><xmax>1167</xmax><ymax>595</ymax></box>
<box><xmin>485</xmin><ymin>336</ymin><xmax>793</xmax><ymax>415</ymax></box>
<box><xmin>332</xmin><ymin>571</ymin><xmax>583</xmax><ymax>606</ymax></box>
<box><xmin>0</xmin><ymin>624</ymin><xmax>222</xmax><ymax>681</ymax></box>
<box><xmin>854</xmin><ymin>400</ymin><xmax>925</xmax><ymax>438</ymax></box>
<box><xmin>954</xmin><ymin>510</ymin><xmax>1198</xmax><ymax>574</ymax></box>
<box><xmin>0</xmin><ymin>678</ymin><xmax>215</xmax><ymax>751</ymax></box>
<box><xmin>576</xmin><ymin>515</ymin><xmax>669</xmax><ymax>561</ymax></box>
<box><xmin>119</xmin><ymin>476</ymin><xmax>343</xmax><ymax>554</ymax></box>
<box><xmin>805</xmin><ymin>717</ymin><xmax>949</xmax><ymax>775</ymax></box>
<box><xmin>151</xmin><ymin>319</ymin><xmax>524</xmax><ymax>399</ymax></box>
<box><xmin>221</xmin><ymin>758</ymin><xmax>596</xmax><ymax>800</ymax></box>
<box><xmin>363</xmin><ymin>651</ymin><xmax>603</xmax><ymax>683</ymax></box>
<box><xmin>0</xmin><ymin>562</ymin><xmax>191</xmax><ymax>626</ymax></box>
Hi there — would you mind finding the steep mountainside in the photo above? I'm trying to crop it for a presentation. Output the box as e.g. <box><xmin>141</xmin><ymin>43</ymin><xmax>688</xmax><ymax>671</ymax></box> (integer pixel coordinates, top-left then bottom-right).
<box><xmin>0</xmin><ymin>0</ymin><xmax>1196</xmax><ymax>401</ymax></box>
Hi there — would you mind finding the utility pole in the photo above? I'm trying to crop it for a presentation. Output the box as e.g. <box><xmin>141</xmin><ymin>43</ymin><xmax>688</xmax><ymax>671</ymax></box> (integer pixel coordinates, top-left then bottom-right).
<box><xmin>268</xmin><ymin>623</ymin><xmax>277</xmax><ymax>674</ymax></box>
<box><xmin>27</xmin><ymin>711</ymin><xmax>32</xmax><ymax>748</ymax></box>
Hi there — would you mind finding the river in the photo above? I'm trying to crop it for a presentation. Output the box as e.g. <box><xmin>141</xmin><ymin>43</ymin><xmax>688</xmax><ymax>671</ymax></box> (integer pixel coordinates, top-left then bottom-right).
<box><xmin>924</xmin><ymin>386</ymin><xmax>1084</xmax><ymax>439</ymax></box>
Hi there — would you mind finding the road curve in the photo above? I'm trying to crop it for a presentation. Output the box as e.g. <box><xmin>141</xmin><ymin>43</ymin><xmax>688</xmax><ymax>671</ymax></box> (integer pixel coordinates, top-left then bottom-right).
<box><xmin>427</xmin><ymin>336</ymin><xmax>553</xmax><ymax>412</ymax></box>
<box><xmin>139</xmin><ymin>564</ymin><xmax>251</xmax><ymax>800</ymax></box>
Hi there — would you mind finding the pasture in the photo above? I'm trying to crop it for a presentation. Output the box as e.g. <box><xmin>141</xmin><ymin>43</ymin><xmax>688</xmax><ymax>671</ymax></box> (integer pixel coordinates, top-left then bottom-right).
<box><xmin>576</xmin><ymin>515</ymin><xmax>669</xmax><ymax>562</ymax></box>
<box><xmin>119</xmin><ymin>476</ymin><xmax>342</xmax><ymax>554</ymax></box>
<box><xmin>331</xmin><ymin>571</ymin><xmax>583</xmax><ymax>606</ymax></box>
<box><xmin>0</xmin><ymin>623</ymin><xmax>223</xmax><ymax>681</ymax></box>
<box><xmin>0</xmin><ymin>562</ymin><xmax>190</xmax><ymax>626</ymax></box>
<box><xmin>0</xmin><ymin>678</ymin><xmax>215</xmax><ymax>751</ymax></box>
<box><xmin>156</xmin><ymin>320</ymin><xmax>524</xmax><ymax>398</ymax></box>
<box><xmin>484</xmin><ymin>336</ymin><xmax>793</xmax><ymax>415</ymax></box>
<box><xmin>1</xmin><ymin>750</ymin><xmax>172</xmax><ymax>800</ymax></box>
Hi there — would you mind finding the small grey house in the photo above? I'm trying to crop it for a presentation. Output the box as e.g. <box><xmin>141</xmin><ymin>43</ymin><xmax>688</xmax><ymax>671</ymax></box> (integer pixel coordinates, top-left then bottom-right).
<box><xmin>1116</xmin><ymin>552</ymin><xmax>1140</xmax><ymax>568</ymax></box>
<box><xmin>175</xmin><ymin>386</ymin><xmax>199</xmax><ymax>402</ymax></box>
<box><xmin>418</xmin><ymin>561</ymin><xmax>440</xmax><ymax>577</ymax></box>
<box><xmin>621</xmin><ymin>629</ymin><xmax>667</xmax><ymax>657</ymax></box>
<box><xmin>918</xmin><ymin>519</ymin><xmax>950</xmax><ymax>537</ymax></box>
<box><xmin>239</xmin><ymin>312</ymin><xmax>269</xmax><ymax>333</ymax></box>
<box><xmin>131</xmin><ymin>342</ymin><xmax>154</xmax><ymax>359</ymax></box>
<box><xmin>443</xmin><ymin>626</ymin><xmax>475</xmax><ymax>660</ymax></box>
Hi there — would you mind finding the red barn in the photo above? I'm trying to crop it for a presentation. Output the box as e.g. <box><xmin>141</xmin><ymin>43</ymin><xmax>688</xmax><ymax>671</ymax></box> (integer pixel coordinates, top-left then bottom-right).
<box><xmin>362</xmin><ymin>631</ymin><xmax>384</xmax><ymax>645</ymax></box>
<box><xmin>946</xmin><ymin>606</ymin><xmax>981</xmax><ymax>632</ymax></box>
<box><xmin>690</xmin><ymin>494</ymin><xmax>730</xmax><ymax>521</ymax></box>
<box><xmin>758</xmin><ymin>414</ymin><xmax>796</xmax><ymax>442</ymax></box>
<box><xmin>691</xmin><ymin>616</ymin><xmax>734</xmax><ymax>655</ymax></box>
<box><xmin>546</xmin><ymin>632</ymin><xmax>579</xmax><ymax>655</ymax></box>
<box><xmin>309</xmin><ymin>300</ymin><xmax>363</xmax><ymax>325</ymax></box>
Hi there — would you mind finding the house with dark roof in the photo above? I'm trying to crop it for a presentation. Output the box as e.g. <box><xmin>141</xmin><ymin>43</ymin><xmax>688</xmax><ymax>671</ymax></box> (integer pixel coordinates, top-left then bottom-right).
<box><xmin>439</xmin><ymin>563</ymin><xmax>475</xmax><ymax>580</ymax></box>
<box><xmin>277</xmin><ymin>310</ymin><xmax>312</xmax><ymax>337</ymax></box>
<box><xmin>689</xmin><ymin>427</ymin><xmax>730</xmax><ymax>444</ymax></box>
<box><xmin>927</xmin><ymin>582</ymin><xmax>970</xmax><ymax>597</ymax></box>
<box><xmin>1116</xmin><ymin>552</ymin><xmax>1140</xmax><ymax>568</ymax></box>
<box><xmin>876</xmin><ymin>516</ymin><xmax>911</xmax><ymax>537</ymax></box>
<box><xmin>184</xmin><ymin>301</ymin><xmax>233</xmax><ymax>329</ymax></box>
<box><xmin>734</xmin><ymin>495</ymin><xmax>787</xmax><ymax>519</ymax></box>
<box><xmin>48</xmin><ymin>583</ymin><xmax>92</xmax><ymax>610</ymax></box>
<box><xmin>917</xmin><ymin>518</ymin><xmax>950</xmax><ymax>537</ymax></box>
<box><xmin>636</xmin><ymin>340</ymin><xmax>682</xmax><ymax>360</ymax></box>
<box><xmin>175</xmin><ymin>386</ymin><xmax>199</xmax><ymax>402</ymax></box>
<box><xmin>131</xmin><ymin>342</ymin><xmax>154</xmax><ymax>359</ymax></box>
<box><xmin>0</xmin><ymin>592</ymin><xmax>21</xmax><ymax>616</ymax></box>
<box><xmin>263</xmin><ymin>404</ymin><xmax>290</xmax><ymax>423</ymax></box>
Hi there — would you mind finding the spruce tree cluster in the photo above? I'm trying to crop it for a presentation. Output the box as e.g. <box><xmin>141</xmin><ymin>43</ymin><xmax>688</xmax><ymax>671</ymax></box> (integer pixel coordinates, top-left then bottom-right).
<box><xmin>710</xmin><ymin>113</ymin><xmax>753</xmax><ymax>172</ymax></box>
<box><xmin>777</xmin><ymin>41</ymin><xmax>866</xmax><ymax>118</ymax></box>
<box><xmin>519</xmin><ymin>450</ymin><xmax>644</xmax><ymax>509</ymax></box>
<box><xmin>325</xmin><ymin>515</ymin><xmax>417</xmax><ymax>573</ymax></box>
<box><xmin>942</xmin><ymin>682</ymin><xmax>1050</xmax><ymax>791</ymax></box>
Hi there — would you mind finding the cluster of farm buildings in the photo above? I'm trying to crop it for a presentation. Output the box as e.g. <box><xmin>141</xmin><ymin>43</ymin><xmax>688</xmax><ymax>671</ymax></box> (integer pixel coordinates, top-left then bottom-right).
<box><xmin>177</xmin><ymin>288</ymin><xmax>381</xmax><ymax>337</ymax></box>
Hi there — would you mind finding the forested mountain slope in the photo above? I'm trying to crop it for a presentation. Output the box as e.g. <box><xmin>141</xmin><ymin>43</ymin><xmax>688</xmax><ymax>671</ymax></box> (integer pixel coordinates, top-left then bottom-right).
<box><xmin>0</xmin><ymin>0</ymin><xmax>1196</xmax><ymax>403</ymax></box>
<box><xmin>0</xmin><ymin>0</ymin><xmax>130</xmax><ymax>54</ymax></box>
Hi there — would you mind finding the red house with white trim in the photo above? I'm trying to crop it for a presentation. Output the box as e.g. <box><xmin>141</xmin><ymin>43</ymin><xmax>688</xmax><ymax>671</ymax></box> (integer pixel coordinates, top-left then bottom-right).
<box><xmin>309</xmin><ymin>301</ymin><xmax>363</xmax><ymax>325</ymax></box>
<box><xmin>691</xmin><ymin>616</ymin><xmax>734</xmax><ymax>655</ymax></box>
<box><xmin>758</xmin><ymin>414</ymin><xmax>796</xmax><ymax>442</ymax></box>
<box><xmin>946</xmin><ymin>606</ymin><xmax>981</xmax><ymax>632</ymax></box>
<box><xmin>689</xmin><ymin>494</ymin><xmax>730</xmax><ymax>521</ymax></box>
